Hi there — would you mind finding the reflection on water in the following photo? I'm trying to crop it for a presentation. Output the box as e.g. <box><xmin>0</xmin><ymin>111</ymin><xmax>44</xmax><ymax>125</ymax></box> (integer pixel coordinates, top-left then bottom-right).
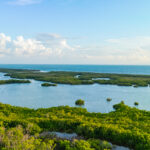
<box><xmin>0</xmin><ymin>73</ymin><xmax>150</xmax><ymax>113</ymax></box>
<box><xmin>0</xmin><ymin>73</ymin><xmax>11</xmax><ymax>80</ymax></box>
<box><xmin>92</xmin><ymin>78</ymin><xmax>110</xmax><ymax>80</ymax></box>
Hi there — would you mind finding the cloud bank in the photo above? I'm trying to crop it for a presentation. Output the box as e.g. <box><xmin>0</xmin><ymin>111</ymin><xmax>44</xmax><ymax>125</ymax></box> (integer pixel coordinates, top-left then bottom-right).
<box><xmin>0</xmin><ymin>33</ymin><xmax>74</xmax><ymax>63</ymax></box>
<box><xmin>1</xmin><ymin>33</ymin><xmax>150</xmax><ymax>64</ymax></box>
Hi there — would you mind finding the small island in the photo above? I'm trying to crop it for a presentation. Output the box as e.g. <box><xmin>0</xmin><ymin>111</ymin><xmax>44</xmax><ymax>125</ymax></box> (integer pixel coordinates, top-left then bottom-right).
<box><xmin>0</xmin><ymin>79</ymin><xmax>31</xmax><ymax>85</ymax></box>
<box><xmin>75</xmin><ymin>99</ymin><xmax>85</xmax><ymax>106</ymax></box>
<box><xmin>41</xmin><ymin>83</ymin><xmax>57</xmax><ymax>87</ymax></box>
<box><xmin>106</xmin><ymin>98</ymin><xmax>112</xmax><ymax>102</ymax></box>
<box><xmin>134</xmin><ymin>101</ymin><xmax>139</xmax><ymax>106</ymax></box>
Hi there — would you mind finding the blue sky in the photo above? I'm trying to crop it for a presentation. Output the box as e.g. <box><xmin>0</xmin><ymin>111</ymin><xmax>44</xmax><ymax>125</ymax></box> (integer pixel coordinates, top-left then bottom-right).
<box><xmin>0</xmin><ymin>0</ymin><xmax>150</xmax><ymax>64</ymax></box>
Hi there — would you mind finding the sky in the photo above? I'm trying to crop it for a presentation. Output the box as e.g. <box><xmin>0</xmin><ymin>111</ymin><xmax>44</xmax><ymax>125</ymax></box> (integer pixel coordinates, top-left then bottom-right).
<box><xmin>1</xmin><ymin>0</ymin><xmax>150</xmax><ymax>64</ymax></box>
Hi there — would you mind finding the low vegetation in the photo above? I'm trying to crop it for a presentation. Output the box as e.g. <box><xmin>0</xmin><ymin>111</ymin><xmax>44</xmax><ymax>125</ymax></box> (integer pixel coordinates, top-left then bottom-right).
<box><xmin>0</xmin><ymin>102</ymin><xmax>149</xmax><ymax>149</ymax></box>
<box><xmin>75</xmin><ymin>99</ymin><xmax>85</xmax><ymax>106</ymax></box>
<box><xmin>41</xmin><ymin>83</ymin><xmax>57</xmax><ymax>87</ymax></box>
<box><xmin>0</xmin><ymin>79</ymin><xmax>31</xmax><ymax>85</ymax></box>
<box><xmin>134</xmin><ymin>102</ymin><xmax>139</xmax><ymax>106</ymax></box>
<box><xmin>1</xmin><ymin>68</ymin><xmax>150</xmax><ymax>87</ymax></box>
<box><xmin>106</xmin><ymin>98</ymin><xmax>112</xmax><ymax>102</ymax></box>
<box><xmin>0</xmin><ymin>125</ymin><xmax>112</xmax><ymax>150</ymax></box>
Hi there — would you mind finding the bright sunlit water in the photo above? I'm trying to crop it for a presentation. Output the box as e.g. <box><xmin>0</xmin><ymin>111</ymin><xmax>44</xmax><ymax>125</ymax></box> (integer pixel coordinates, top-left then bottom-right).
<box><xmin>0</xmin><ymin>64</ymin><xmax>150</xmax><ymax>113</ymax></box>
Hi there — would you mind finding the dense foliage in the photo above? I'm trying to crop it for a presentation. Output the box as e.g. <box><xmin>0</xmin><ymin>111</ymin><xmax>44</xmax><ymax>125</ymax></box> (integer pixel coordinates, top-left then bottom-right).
<box><xmin>1</xmin><ymin>68</ymin><xmax>150</xmax><ymax>86</ymax></box>
<box><xmin>0</xmin><ymin>125</ymin><xmax>112</xmax><ymax>150</ymax></box>
<box><xmin>75</xmin><ymin>99</ymin><xmax>85</xmax><ymax>106</ymax></box>
<box><xmin>134</xmin><ymin>102</ymin><xmax>139</xmax><ymax>106</ymax></box>
<box><xmin>41</xmin><ymin>83</ymin><xmax>57</xmax><ymax>87</ymax></box>
<box><xmin>106</xmin><ymin>98</ymin><xmax>112</xmax><ymax>102</ymax></box>
<box><xmin>0</xmin><ymin>79</ymin><xmax>31</xmax><ymax>85</ymax></box>
<box><xmin>0</xmin><ymin>102</ymin><xmax>149</xmax><ymax>149</ymax></box>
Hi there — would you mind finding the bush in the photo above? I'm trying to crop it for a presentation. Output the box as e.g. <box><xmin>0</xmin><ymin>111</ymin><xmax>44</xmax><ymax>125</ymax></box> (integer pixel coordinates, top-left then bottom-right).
<box><xmin>75</xmin><ymin>99</ymin><xmax>85</xmax><ymax>106</ymax></box>
<box><xmin>41</xmin><ymin>83</ymin><xmax>57</xmax><ymax>87</ymax></box>
<box><xmin>134</xmin><ymin>102</ymin><xmax>139</xmax><ymax>106</ymax></box>
<box><xmin>106</xmin><ymin>98</ymin><xmax>112</xmax><ymax>102</ymax></box>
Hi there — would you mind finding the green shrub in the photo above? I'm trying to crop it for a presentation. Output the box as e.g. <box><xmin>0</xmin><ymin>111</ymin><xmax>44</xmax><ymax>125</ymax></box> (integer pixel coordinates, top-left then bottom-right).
<box><xmin>0</xmin><ymin>100</ymin><xmax>149</xmax><ymax>149</ymax></box>
<box><xmin>134</xmin><ymin>102</ymin><xmax>139</xmax><ymax>106</ymax></box>
<box><xmin>106</xmin><ymin>98</ymin><xmax>112</xmax><ymax>102</ymax></box>
<box><xmin>41</xmin><ymin>83</ymin><xmax>57</xmax><ymax>87</ymax></box>
<box><xmin>75</xmin><ymin>99</ymin><xmax>85</xmax><ymax>106</ymax></box>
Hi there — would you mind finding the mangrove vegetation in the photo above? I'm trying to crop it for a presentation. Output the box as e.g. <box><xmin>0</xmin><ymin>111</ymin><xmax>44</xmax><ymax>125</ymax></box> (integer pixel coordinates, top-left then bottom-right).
<box><xmin>41</xmin><ymin>83</ymin><xmax>57</xmax><ymax>87</ymax></box>
<box><xmin>1</xmin><ymin>68</ymin><xmax>150</xmax><ymax>87</ymax></box>
<box><xmin>134</xmin><ymin>102</ymin><xmax>139</xmax><ymax>106</ymax></box>
<box><xmin>0</xmin><ymin>102</ymin><xmax>149</xmax><ymax>149</ymax></box>
<box><xmin>0</xmin><ymin>79</ymin><xmax>31</xmax><ymax>85</ymax></box>
<box><xmin>75</xmin><ymin>99</ymin><xmax>85</xmax><ymax>106</ymax></box>
<box><xmin>106</xmin><ymin>98</ymin><xmax>112</xmax><ymax>102</ymax></box>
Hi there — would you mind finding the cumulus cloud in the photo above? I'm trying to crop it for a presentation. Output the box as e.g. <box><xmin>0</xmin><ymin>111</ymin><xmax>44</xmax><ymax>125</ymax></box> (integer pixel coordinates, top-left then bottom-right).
<box><xmin>36</xmin><ymin>33</ymin><xmax>74</xmax><ymax>55</ymax></box>
<box><xmin>1</xmin><ymin>33</ymin><xmax>150</xmax><ymax>64</ymax></box>
<box><xmin>8</xmin><ymin>0</ymin><xmax>42</xmax><ymax>5</ymax></box>
<box><xmin>13</xmin><ymin>36</ymin><xmax>52</xmax><ymax>56</ymax></box>
<box><xmin>0</xmin><ymin>33</ymin><xmax>73</xmax><ymax>59</ymax></box>
<box><xmin>0</xmin><ymin>33</ymin><xmax>11</xmax><ymax>56</ymax></box>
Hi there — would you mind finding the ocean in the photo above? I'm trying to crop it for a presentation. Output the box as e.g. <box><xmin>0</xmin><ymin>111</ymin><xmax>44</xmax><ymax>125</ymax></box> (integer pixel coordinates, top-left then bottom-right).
<box><xmin>0</xmin><ymin>64</ymin><xmax>150</xmax><ymax>74</ymax></box>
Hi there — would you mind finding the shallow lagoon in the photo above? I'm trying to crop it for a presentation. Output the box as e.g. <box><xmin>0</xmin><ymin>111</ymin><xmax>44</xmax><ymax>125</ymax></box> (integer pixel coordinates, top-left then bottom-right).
<box><xmin>0</xmin><ymin>73</ymin><xmax>150</xmax><ymax>113</ymax></box>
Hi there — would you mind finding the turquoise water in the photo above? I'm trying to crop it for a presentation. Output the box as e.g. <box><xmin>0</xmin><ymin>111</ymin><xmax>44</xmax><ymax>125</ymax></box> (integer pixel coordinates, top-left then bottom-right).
<box><xmin>1</xmin><ymin>64</ymin><xmax>150</xmax><ymax>74</ymax></box>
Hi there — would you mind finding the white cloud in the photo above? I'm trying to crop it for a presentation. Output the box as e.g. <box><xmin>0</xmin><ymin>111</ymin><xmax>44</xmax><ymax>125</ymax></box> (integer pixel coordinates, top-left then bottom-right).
<box><xmin>36</xmin><ymin>33</ymin><xmax>74</xmax><ymax>54</ymax></box>
<box><xmin>0</xmin><ymin>33</ymin><xmax>73</xmax><ymax>59</ymax></box>
<box><xmin>13</xmin><ymin>36</ymin><xmax>51</xmax><ymax>56</ymax></box>
<box><xmin>0</xmin><ymin>33</ymin><xmax>11</xmax><ymax>56</ymax></box>
<box><xmin>86</xmin><ymin>36</ymin><xmax>150</xmax><ymax>64</ymax></box>
<box><xmin>1</xmin><ymin>33</ymin><xmax>150</xmax><ymax>64</ymax></box>
<box><xmin>8</xmin><ymin>0</ymin><xmax>42</xmax><ymax>5</ymax></box>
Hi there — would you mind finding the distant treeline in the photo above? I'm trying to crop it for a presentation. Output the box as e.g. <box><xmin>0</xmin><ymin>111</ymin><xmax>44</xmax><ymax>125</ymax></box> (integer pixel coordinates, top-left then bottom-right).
<box><xmin>0</xmin><ymin>79</ymin><xmax>31</xmax><ymax>85</ymax></box>
<box><xmin>1</xmin><ymin>68</ymin><xmax>150</xmax><ymax>87</ymax></box>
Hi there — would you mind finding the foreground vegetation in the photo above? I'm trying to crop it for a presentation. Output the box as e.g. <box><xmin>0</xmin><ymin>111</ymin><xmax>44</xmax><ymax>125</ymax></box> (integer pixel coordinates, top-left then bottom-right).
<box><xmin>1</xmin><ymin>68</ymin><xmax>150</xmax><ymax>87</ymax></box>
<box><xmin>0</xmin><ymin>126</ymin><xmax>112</xmax><ymax>150</ymax></box>
<box><xmin>0</xmin><ymin>102</ymin><xmax>149</xmax><ymax>149</ymax></box>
